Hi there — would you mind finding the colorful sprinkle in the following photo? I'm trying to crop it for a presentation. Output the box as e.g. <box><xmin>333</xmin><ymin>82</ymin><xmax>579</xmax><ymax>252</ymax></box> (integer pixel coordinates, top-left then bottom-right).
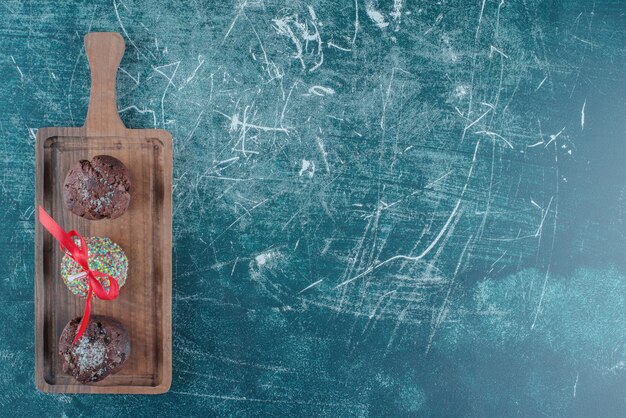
<box><xmin>60</xmin><ymin>237</ymin><xmax>128</xmax><ymax>298</ymax></box>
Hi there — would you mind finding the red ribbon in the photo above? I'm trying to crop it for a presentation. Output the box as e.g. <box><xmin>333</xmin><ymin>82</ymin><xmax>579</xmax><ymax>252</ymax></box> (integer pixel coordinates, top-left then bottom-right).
<box><xmin>38</xmin><ymin>206</ymin><xmax>120</xmax><ymax>343</ymax></box>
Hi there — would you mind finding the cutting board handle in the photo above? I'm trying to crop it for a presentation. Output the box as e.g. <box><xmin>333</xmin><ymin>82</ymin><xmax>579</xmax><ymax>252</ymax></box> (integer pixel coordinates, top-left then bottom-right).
<box><xmin>84</xmin><ymin>32</ymin><xmax>126</xmax><ymax>134</ymax></box>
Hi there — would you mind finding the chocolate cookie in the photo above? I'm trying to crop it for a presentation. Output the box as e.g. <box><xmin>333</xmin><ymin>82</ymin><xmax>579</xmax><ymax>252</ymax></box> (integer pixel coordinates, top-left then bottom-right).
<box><xmin>58</xmin><ymin>315</ymin><xmax>131</xmax><ymax>384</ymax></box>
<box><xmin>63</xmin><ymin>155</ymin><xmax>131</xmax><ymax>220</ymax></box>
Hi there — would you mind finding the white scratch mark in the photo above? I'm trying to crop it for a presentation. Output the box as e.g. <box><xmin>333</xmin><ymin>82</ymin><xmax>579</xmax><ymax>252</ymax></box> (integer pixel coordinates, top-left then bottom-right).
<box><xmin>118</xmin><ymin>105</ymin><xmax>157</xmax><ymax>128</ymax></box>
<box><xmin>216</xmin><ymin>157</ymin><xmax>239</xmax><ymax>166</ymax></box>
<box><xmin>530</xmin><ymin>199</ymin><xmax>542</xmax><ymax>210</ymax></box>
<box><xmin>424</xmin><ymin>170</ymin><xmax>453</xmax><ymax>189</ymax></box>
<box><xmin>119</xmin><ymin>67</ymin><xmax>139</xmax><ymax>85</ymax></box>
<box><xmin>381</xmin><ymin>67</ymin><xmax>411</xmax><ymax>129</ymax></box>
<box><xmin>273</xmin><ymin>10</ymin><xmax>325</xmax><ymax>71</ymax></box>
<box><xmin>535</xmin><ymin>75</ymin><xmax>548</xmax><ymax>92</ymax></box>
<box><xmin>280</xmin><ymin>81</ymin><xmax>298</xmax><ymax>124</ymax></box>
<box><xmin>544</xmin><ymin>127</ymin><xmax>565</xmax><ymax>148</ymax></box>
<box><xmin>200</xmin><ymin>175</ymin><xmax>251</xmax><ymax>182</ymax></box>
<box><xmin>572</xmin><ymin>35</ymin><xmax>598</xmax><ymax>47</ymax></box>
<box><xmin>316</xmin><ymin>135</ymin><xmax>331</xmax><ymax>174</ymax></box>
<box><xmin>170</xmin><ymin>391</ymin><xmax>367</xmax><ymax>408</ymax></box>
<box><xmin>489</xmin><ymin>45</ymin><xmax>509</xmax><ymax>59</ymax></box>
<box><xmin>298</xmin><ymin>279</ymin><xmax>323</xmax><ymax>294</ymax></box>
<box><xmin>462</xmin><ymin>108</ymin><xmax>492</xmax><ymax>140</ymax></box>
<box><xmin>336</xmin><ymin>140</ymin><xmax>481</xmax><ymax>289</ymax></box>
<box><xmin>183</xmin><ymin>110</ymin><xmax>205</xmax><ymax>148</ymax></box>
<box><xmin>581</xmin><ymin>98</ymin><xmax>586</xmax><ymax>130</ymax></box>
<box><xmin>488</xmin><ymin>250</ymin><xmax>508</xmax><ymax>272</ymax></box>
<box><xmin>425</xmin><ymin>233</ymin><xmax>474</xmax><ymax>354</ymax></box>
<box><xmin>495</xmin><ymin>0</ymin><xmax>505</xmax><ymax>36</ymax></box>
<box><xmin>214</xmin><ymin>108</ymin><xmax>290</xmax><ymax>142</ymax></box>
<box><xmin>352</xmin><ymin>0</ymin><xmax>360</xmax><ymax>45</ymax></box>
<box><xmin>327</xmin><ymin>41</ymin><xmax>351</xmax><ymax>51</ymax></box>
<box><xmin>531</xmin><ymin>267</ymin><xmax>550</xmax><ymax>330</ymax></box>
<box><xmin>475</xmin><ymin>0</ymin><xmax>487</xmax><ymax>41</ymax></box>
<box><xmin>573</xmin><ymin>371</ymin><xmax>579</xmax><ymax>397</ymax></box>
<box><xmin>152</xmin><ymin>61</ymin><xmax>180</xmax><ymax>127</ymax></box>
<box><xmin>10</xmin><ymin>56</ymin><xmax>23</xmax><ymax>81</ymax></box>
<box><xmin>534</xmin><ymin>196</ymin><xmax>554</xmax><ymax>237</ymax></box>
<box><xmin>306</xmin><ymin>6</ymin><xmax>324</xmax><ymax>72</ymax></box>
<box><xmin>247</xmin><ymin>16</ymin><xmax>283</xmax><ymax>83</ymax></box>
<box><xmin>475</xmin><ymin>130</ymin><xmax>514</xmax><ymax>149</ymax></box>
<box><xmin>222</xmin><ymin>0</ymin><xmax>247</xmax><ymax>45</ymax></box>
<box><xmin>209</xmin><ymin>198</ymin><xmax>269</xmax><ymax>245</ymax></box>
<box><xmin>179</xmin><ymin>55</ymin><xmax>205</xmax><ymax>90</ymax></box>
<box><xmin>308</xmin><ymin>85</ymin><xmax>335</xmax><ymax>96</ymax></box>
<box><xmin>114</xmin><ymin>0</ymin><xmax>156</xmax><ymax>59</ymax></box>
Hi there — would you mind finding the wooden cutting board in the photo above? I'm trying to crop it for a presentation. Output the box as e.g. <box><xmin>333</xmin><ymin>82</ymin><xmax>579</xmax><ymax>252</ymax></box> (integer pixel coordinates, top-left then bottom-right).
<box><xmin>34</xmin><ymin>32</ymin><xmax>172</xmax><ymax>394</ymax></box>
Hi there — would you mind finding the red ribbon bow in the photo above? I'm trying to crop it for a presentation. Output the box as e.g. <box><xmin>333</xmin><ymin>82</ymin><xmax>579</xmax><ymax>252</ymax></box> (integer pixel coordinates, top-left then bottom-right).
<box><xmin>38</xmin><ymin>206</ymin><xmax>120</xmax><ymax>343</ymax></box>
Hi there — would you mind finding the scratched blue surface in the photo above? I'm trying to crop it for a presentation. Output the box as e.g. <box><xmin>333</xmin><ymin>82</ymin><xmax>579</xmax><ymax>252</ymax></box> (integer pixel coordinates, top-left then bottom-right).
<box><xmin>1</xmin><ymin>0</ymin><xmax>625</xmax><ymax>416</ymax></box>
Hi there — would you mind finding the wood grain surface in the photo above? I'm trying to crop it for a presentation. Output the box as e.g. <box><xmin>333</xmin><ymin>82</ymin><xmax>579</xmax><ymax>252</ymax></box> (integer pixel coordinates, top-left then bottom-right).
<box><xmin>34</xmin><ymin>33</ymin><xmax>172</xmax><ymax>394</ymax></box>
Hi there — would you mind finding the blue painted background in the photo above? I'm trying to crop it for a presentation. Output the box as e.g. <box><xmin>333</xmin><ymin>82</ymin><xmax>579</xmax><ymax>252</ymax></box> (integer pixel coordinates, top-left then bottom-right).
<box><xmin>1</xmin><ymin>0</ymin><xmax>625</xmax><ymax>416</ymax></box>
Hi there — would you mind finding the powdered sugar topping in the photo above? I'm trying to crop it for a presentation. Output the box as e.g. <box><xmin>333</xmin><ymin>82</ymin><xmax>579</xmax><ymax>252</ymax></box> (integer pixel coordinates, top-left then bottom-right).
<box><xmin>73</xmin><ymin>337</ymin><xmax>106</xmax><ymax>371</ymax></box>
